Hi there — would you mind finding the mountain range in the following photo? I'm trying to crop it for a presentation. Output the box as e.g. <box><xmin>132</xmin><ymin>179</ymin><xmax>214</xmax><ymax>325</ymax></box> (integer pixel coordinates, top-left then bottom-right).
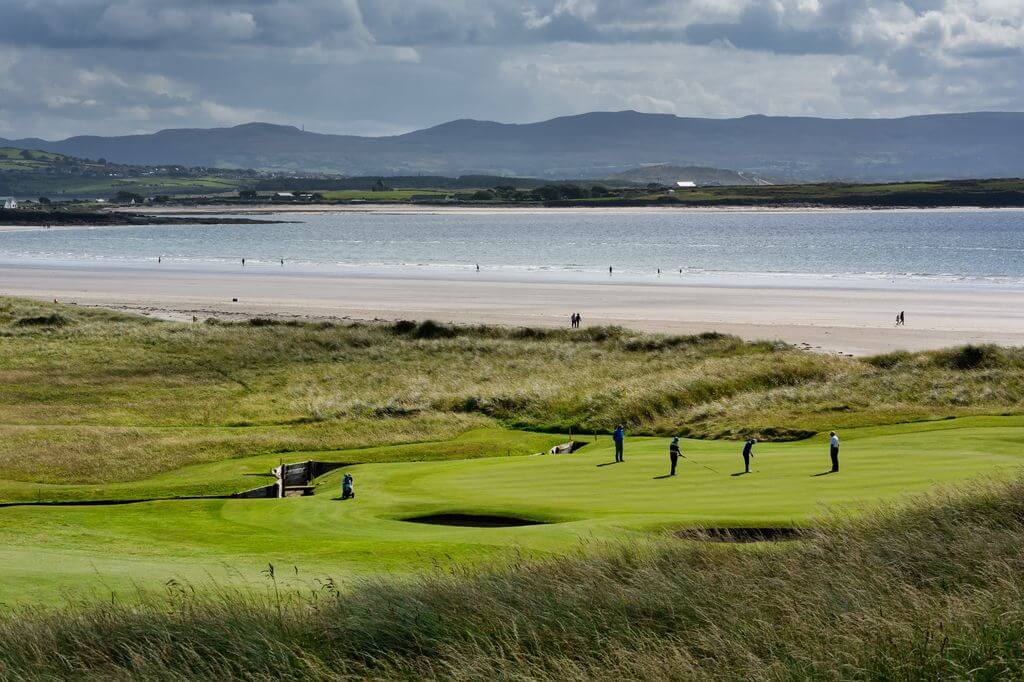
<box><xmin>3</xmin><ymin>111</ymin><xmax>1022</xmax><ymax>182</ymax></box>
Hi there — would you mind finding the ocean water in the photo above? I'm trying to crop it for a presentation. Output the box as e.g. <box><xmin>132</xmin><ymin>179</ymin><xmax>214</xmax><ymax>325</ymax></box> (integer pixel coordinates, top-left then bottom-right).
<box><xmin>2</xmin><ymin>209</ymin><xmax>1024</xmax><ymax>283</ymax></box>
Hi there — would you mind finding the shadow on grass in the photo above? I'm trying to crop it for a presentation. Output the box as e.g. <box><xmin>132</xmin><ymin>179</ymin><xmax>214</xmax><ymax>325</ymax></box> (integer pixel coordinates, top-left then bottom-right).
<box><xmin>596</xmin><ymin>462</ymin><xmax>620</xmax><ymax>468</ymax></box>
<box><xmin>731</xmin><ymin>472</ymin><xmax>750</xmax><ymax>477</ymax></box>
<box><xmin>652</xmin><ymin>474</ymin><xmax>674</xmax><ymax>480</ymax></box>
<box><xmin>812</xmin><ymin>471</ymin><xmax>838</xmax><ymax>477</ymax></box>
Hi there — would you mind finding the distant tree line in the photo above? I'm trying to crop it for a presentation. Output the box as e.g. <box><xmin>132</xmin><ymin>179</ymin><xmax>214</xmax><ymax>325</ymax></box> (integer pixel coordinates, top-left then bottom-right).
<box><xmin>469</xmin><ymin>183</ymin><xmax>657</xmax><ymax>202</ymax></box>
<box><xmin>253</xmin><ymin>175</ymin><xmax>613</xmax><ymax>192</ymax></box>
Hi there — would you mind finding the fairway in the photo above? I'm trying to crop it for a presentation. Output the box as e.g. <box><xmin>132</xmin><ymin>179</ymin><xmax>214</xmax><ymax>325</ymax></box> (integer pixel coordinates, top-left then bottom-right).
<box><xmin>1</xmin><ymin>417</ymin><xmax>1022</xmax><ymax>605</ymax></box>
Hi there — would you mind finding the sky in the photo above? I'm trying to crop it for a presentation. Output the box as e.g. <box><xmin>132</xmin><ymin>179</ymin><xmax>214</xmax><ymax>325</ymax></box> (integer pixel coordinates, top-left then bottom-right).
<box><xmin>1</xmin><ymin>0</ymin><xmax>1022</xmax><ymax>140</ymax></box>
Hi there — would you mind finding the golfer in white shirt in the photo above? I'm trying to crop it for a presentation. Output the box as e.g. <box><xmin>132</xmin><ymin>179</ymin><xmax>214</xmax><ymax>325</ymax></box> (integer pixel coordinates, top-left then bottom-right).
<box><xmin>829</xmin><ymin>431</ymin><xmax>840</xmax><ymax>472</ymax></box>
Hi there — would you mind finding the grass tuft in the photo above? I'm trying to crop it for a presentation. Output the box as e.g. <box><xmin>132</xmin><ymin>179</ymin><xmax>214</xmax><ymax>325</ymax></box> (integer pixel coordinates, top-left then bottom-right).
<box><xmin>933</xmin><ymin>344</ymin><xmax>1009</xmax><ymax>371</ymax></box>
<box><xmin>14</xmin><ymin>312</ymin><xmax>69</xmax><ymax>327</ymax></box>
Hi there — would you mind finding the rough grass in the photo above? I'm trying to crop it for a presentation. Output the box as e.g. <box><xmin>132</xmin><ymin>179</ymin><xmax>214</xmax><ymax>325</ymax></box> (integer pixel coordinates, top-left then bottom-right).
<box><xmin>2</xmin><ymin>297</ymin><xmax>1024</xmax><ymax>485</ymax></box>
<box><xmin>3</xmin><ymin>478</ymin><xmax>1024</xmax><ymax>680</ymax></box>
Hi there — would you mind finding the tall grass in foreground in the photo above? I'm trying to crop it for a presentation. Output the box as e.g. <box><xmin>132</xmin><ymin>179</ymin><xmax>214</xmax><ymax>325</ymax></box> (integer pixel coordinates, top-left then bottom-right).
<box><xmin>4</xmin><ymin>479</ymin><xmax>1024</xmax><ymax>680</ymax></box>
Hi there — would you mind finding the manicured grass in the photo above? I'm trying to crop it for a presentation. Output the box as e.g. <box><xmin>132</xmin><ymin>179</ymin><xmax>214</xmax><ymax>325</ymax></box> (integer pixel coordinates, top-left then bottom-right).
<box><xmin>8</xmin><ymin>477</ymin><xmax>1023</xmax><ymax>680</ymax></box>
<box><xmin>1</xmin><ymin>417</ymin><xmax>1021</xmax><ymax>605</ymax></box>
<box><xmin>0</xmin><ymin>428</ymin><xmax>566</xmax><ymax>502</ymax></box>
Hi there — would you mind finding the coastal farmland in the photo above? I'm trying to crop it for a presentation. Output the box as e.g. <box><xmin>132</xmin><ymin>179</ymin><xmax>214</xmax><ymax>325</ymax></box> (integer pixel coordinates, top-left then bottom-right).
<box><xmin>4</xmin><ymin>143</ymin><xmax>1024</xmax><ymax>208</ymax></box>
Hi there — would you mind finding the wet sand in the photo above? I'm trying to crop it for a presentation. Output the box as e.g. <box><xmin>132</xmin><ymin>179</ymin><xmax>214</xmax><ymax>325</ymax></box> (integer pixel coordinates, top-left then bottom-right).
<box><xmin>2</xmin><ymin>260</ymin><xmax>1024</xmax><ymax>355</ymax></box>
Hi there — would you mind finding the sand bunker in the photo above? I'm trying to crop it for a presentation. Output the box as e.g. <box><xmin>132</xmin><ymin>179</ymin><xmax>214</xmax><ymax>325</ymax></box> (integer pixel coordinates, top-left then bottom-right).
<box><xmin>403</xmin><ymin>513</ymin><xmax>545</xmax><ymax>528</ymax></box>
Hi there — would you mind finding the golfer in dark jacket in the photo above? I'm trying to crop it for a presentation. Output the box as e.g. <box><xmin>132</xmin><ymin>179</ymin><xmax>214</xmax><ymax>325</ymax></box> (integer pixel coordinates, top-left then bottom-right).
<box><xmin>613</xmin><ymin>424</ymin><xmax>625</xmax><ymax>462</ymax></box>
<box><xmin>742</xmin><ymin>438</ymin><xmax>756</xmax><ymax>473</ymax></box>
<box><xmin>669</xmin><ymin>437</ymin><xmax>681</xmax><ymax>476</ymax></box>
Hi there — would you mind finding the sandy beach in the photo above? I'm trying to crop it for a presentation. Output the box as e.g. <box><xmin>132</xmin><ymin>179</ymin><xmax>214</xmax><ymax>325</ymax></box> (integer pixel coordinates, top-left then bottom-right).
<box><xmin>2</xmin><ymin>260</ymin><xmax>1024</xmax><ymax>355</ymax></box>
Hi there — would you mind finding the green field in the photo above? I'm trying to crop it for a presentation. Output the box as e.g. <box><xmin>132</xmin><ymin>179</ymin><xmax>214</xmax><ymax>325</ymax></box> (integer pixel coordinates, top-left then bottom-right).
<box><xmin>2</xmin><ymin>297</ymin><xmax>1024</xmax><ymax>608</ymax></box>
<box><xmin>3</xmin><ymin>416</ymin><xmax>1023</xmax><ymax>605</ymax></box>
<box><xmin>546</xmin><ymin>177</ymin><xmax>1024</xmax><ymax>208</ymax></box>
<box><xmin>0</xmin><ymin>173</ymin><xmax>245</xmax><ymax>198</ymax></box>
<box><xmin>0</xmin><ymin>147</ymin><xmax>248</xmax><ymax>198</ymax></box>
<box><xmin>0</xmin><ymin>147</ymin><xmax>66</xmax><ymax>171</ymax></box>
<box><xmin>4</xmin><ymin>297</ymin><xmax>1024</xmax><ymax>677</ymax></box>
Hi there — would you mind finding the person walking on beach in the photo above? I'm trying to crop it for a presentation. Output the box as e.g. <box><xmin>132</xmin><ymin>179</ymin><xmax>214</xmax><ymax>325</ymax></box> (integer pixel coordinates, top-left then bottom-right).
<box><xmin>669</xmin><ymin>436</ymin><xmax>681</xmax><ymax>476</ymax></box>
<box><xmin>829</xmin><ymin>431</ymin><xmax>840</xmax><ymax>472</ymax></box>
<box><xmin>742</xmin><ymin>438</ymin><xmax>756</xmax><ymax>473</ymax></box>
<box><xmin>613</xmin><ymin>424</ymin><xmax>625</xmax><ymax>463</ymax></box>
<box><xmin>242</xmin><ymin>257</ymin><xmax>246</xmax><ymax>267</ymax></box>
<box><xmin>609</xmin><ymin>266</ymin><xmax>613</xmax><ymax>276</ymax></box>
<box><xmin>899</xmin><ymin>311</ymin><xmax>905</xmax><ymax>326</ymax></box>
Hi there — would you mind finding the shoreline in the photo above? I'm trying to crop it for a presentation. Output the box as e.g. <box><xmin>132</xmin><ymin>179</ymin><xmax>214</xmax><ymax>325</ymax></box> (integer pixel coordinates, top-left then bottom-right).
<box><xmin>3</xmin><ymin>259</ymin><xmax>1024</xmax><ymax>355</ymax></box>
<box><xmin>130</xmin><ymin>203</ymin><xmax>1024</xmax><ymax>216</ymax></box>
<box><xmin>3</xmin><ymin>255</ymin><xmax>1024</xmax><ymax>289</ymax></box>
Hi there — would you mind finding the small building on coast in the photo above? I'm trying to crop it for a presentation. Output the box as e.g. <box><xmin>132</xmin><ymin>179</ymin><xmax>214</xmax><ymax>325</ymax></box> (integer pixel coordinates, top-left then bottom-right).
<box><xmin>2</xmin><ymin>197</ymin><xmax>18</xmax><ymax>209</ymax></box>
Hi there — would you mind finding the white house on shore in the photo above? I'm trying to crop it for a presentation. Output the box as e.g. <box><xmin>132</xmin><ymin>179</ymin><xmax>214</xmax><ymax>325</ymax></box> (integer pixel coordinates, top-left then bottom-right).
<box><xmin>2</xmin><ymin>197</ymin><xmax>17</xmax><ymax>209</ymax></box>
<box><xmin>675</xmin><ymin>181</ymin><xmax>697</xmax><ymax>188</ymax></box>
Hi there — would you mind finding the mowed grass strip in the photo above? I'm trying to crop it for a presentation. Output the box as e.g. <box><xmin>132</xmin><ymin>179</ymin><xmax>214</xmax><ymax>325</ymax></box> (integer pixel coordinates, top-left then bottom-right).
<box><xmin>0</xmin><ymin>418</ymin><xmax>1021</xmax><ymax>604</ymax></box>
<box><xmin>0</xmin><ymin>427</ymin><xmax>565</xmax><ymax>502</ymax></box>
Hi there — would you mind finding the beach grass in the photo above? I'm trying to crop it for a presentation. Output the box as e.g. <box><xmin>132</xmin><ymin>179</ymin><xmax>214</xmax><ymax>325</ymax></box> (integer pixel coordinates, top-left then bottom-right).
<box><xmin>1</xmin><ymin>297</ymin><xmax>1022</xmax><ymax>492</ymax></box>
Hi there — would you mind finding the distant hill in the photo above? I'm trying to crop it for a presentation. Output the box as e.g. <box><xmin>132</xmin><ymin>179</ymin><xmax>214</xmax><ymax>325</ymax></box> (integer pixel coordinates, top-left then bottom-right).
<box><xmin>607</xmin><ymin>164</ymin><xmax>768</xmax><ymax>186</ymax></box>
<box><xmin>0</xmin><ymin>147</ymin><xmax>75</xmax><ymax>172</ymax></box>
<box><xmin>4</xmin><ymin>112</ymin><xmax>1024</xmax><ymax>181</ymax></box>
<box><xmin>0</xmin><ymin>146</ymin><xmax>249</xmax><ymax>198</ymax></box>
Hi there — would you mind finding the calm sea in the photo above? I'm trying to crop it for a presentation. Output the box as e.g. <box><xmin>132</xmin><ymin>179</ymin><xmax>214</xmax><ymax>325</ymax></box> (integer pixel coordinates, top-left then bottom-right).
<box><xmin>2</xmin><ymin>209</ymin><xmax>1024</xmax><ymax>282</ymax></box>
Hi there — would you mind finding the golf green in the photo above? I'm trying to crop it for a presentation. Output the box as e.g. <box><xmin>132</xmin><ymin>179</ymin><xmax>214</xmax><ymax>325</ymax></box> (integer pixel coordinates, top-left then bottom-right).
<box><xmin>1</xmin><ymin>417</ymin><xmax>1022</xmax><ymax>605</ymax></box>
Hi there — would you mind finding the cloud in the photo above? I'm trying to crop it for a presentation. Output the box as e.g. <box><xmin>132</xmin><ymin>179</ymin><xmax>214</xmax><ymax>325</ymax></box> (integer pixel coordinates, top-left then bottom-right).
<box><xmin>0</xmin><ymin>0</ymin><xmax>370</xmax><ymax>49</ymax></box>
<box><xmin>0</xmin><ymin>0</ymin><xmax>1020</xmax><ymax>139</ymax></box>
